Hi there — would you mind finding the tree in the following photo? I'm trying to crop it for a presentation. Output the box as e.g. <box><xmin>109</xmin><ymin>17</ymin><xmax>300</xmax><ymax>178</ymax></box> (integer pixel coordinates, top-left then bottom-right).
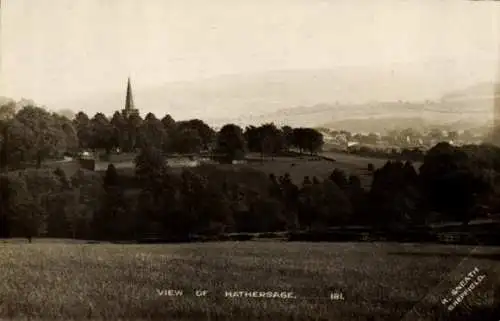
<box><xmin>160</xmin><ymin>115</ymin><xmax>176</xmax><ymax>152</ymax></box>
<box><xmin>292</xmin><ymin>128</ymin><xmax>324</xmax><ymax>155</ymax></box>
<box><xmin>2</xmin><ymin>118</ymin><xmax>35</xmax><ymax>167</ymax></box>
<box><xmin>319</xmin><ymin>179</ymin><xmax>352</xmax><ymax>227</ymax></box>
<box><xmin>125</xmin><ymin>114</ymin><xmax>143</xmax><ymax>152</ymax></box>
<box><xmin>177</xmin><ymin>169</ymin><xmax>208</xmax><ymax>235</ymax></box>
<box><xmin>139</xmin><ymin>113</ymin><xmax>168</xmax><ymax>150</ymax></box>
<box><xmin>15</xmin><ymin>106</ymin><xmax>68</xmax><ymax>167</ymax></box>
<box><xmin>177</xmin><ymin>119</ymin><xmax>215</xmax><ymax>151</ymax></box>
<box><xmin>68</xmin><ymin>169</ymin><xmax>104</xmax><ymax>239</ymax></box>
<box><xmin>156</xmin><ymin>172</ymin><xmax>182</xmax><ymax>239</ymax></box>
<box><xmin>14</xmin><ymin>168</ymin><xmax>76</xmax><ymax>239</ymax></box>
<box><xmin>305</xmin><ymin>128</ymin><xmax>324</xmax><ymax>154</ymax></box>
<box><xmin>249</xmin><ymin>197</ymin><xmax>286</xmax><ymax>232</ymax></box>
<box><xmin>103</xmin><ymin>164</ymin><xmax>119</xmax><ymax>187</ymax></box>
<box><xmin>89</xmin><ymin>113</ymin><xmax>114</xmax><ymax>154</ymax></box>
<box><xmin>244</xmin><ymin>126</ymin><xmax>260</xmax><ymax>153</ymax></box>
<box><xmin>170</xmin><ymin>127</ymin><xmax>203</xmax><ymax>154</ymax></box>
<box><xmin>369</xmin><ymin>161</ymin><xmax>422</xmax><ymax>228</ymax></box>
<box><xmin>0</xmin><ymin>101</ymin><xmax>17</xmax><ymax>121</ymax></box>
<box><xmin>54</xmin><ymin>167</ymin><xmax>71</xmax><ymax>190</ymax></box>
<box><xmin>199</xmin><ymin>185</ymin><xmax>234</xmax><ymax>235</ymax></box>
<box><xmin>42</xmin><ymin>168</ymin><xmax>73</xmax><ymax>238</ymax></box>
<box><xmin>45</xmin><ymin>190</ymin><xmax>74</xmax><ymax>238</ymax></box>
<box><xmin>216</xmin><ymin>124</ymin><xmax>247</xmax><ymax>161</ymax></box>
<box><xmin>0</xmin><ymin>120</ymin><xmax>10</xmax><ymax>171</ymax></box>
<box><xmin>110</xmin><ymin>111</ymin><xmax>128</xmax><ymax>152</ymax></box>
<box><xmin>94</xmin><ymin>185</ymin><xmax>129</xmax><ymax>240</ymax></box>
<box><xmin>2</xmin><ymin>174</ymin><xmax>44</xmax><ymax>242</ymax></box>
<box><xmin>53</xmin><ymin>113</ymin><xmax>79</xmax><ymax>155</ymax></box>
<box><xmin>258</xmin><ymin>123</ymin><xmax>284</xmax><ymax>157</ymax></box>
<box><xmin>0</xmin><ymin>103</ymin><xmax>17</xmax><ymax>170</ymax></box>
<box><xmin>135</xmin><ymin>146</ymin><xmax>167</xmax><ymax>186</ymax></box>
<box><xmin>73</xmin><ymin>111</ymin><xmax>93</xmax><ymax>150</ymax></box>
<box><xmin>281</xmin><ymin>126</ymin><xmax>294</xmax><ymax>151</ymax></box>
<box><xmin>161</xmin><ymin>114</ymin><xmax>176</xmax><ymax>133</ymax></box>
<box><xmin>93</xmin><ymin>164</ymin><xmax>129</xmax><ymax>240</ymax></box>
<box><xmin>244</xmin><ymin>124</ymin><xmax>283</xmax><ymax>158</ymax></box>
<box><xmin>0</xmin><ymin>175</ymin><xmax>11</xmax><ymax>237</ymax></box>
<box><xmin>419</xmin><ymin>143</ymin><xmax>492</xmax><ymax>226</ymax></box>
<box><xmin>329</xmin><ymin>169</ymin><xmax>349</xmax><ymax>189</ymax></box>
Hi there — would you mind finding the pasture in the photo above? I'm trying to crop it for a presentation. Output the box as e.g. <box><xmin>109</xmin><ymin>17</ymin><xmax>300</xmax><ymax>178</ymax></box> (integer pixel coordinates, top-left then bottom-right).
<box><xmin>320</xmin><ymin>151</ymin><xmax>422</xmax><ymax>169</ymax></box>
<box><xmin>47</xmin><ymin>151</ymin><xmax>412</xmax><ymax>188</ymax></box>
<box><xmin>241</xmin><ymin>150</ymin><xmax>420</xmax><ymax>187</ymax></box>
<box><xmin>216</xmin><ymin>155</ymin><xmax>364</xmax><ymax>186</ymax></box>
<box><xmin>90</xmin><ymin>151</ymin><xmax>386</xmax><ymax>188</ymax></box>
<box><xmin>0</xmin><ymin>240</ymin><xmax>498</xmax><ymax>321</ymax></box>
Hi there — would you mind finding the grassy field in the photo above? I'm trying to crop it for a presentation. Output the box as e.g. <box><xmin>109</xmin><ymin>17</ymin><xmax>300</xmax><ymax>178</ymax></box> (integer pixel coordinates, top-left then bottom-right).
<box><xmin>45</xmin><ymin>151</ymin><xmax>412</xmax><ymax>188</ymax></box>
<box><xmin>217</xmin><ymin>155</ymin><xmax>365</xmax><ymax>186</ymax></box>
<box><xmin>91</xmin><ymin>152</ymin><xmax>379</xmax><ymax>188</ymax></box>
<box><xmin>0</xmin><ymin>240</ymin><xmax>498</xmax><ymax>321</ymax></box>
<box><xmin>46</xmin><ymin>150</ymin><xmax>421</xmax><ymax>190</ymax></box>
<box><xmin>320</xmin><ymin>151</ymin><xmax>422</xmax><ymax>169</ymax></box>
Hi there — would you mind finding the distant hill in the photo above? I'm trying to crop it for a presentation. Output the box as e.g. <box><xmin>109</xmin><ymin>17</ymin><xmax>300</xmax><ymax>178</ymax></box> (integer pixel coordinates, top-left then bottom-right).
<box><xmin>215</xmin><ymin>82</ymin><xmax>499</xmax><ymax>133</ymax></box>
<box><xmin>6</xmin><ymin>65</ymin><xmax>500</xmax><ymax>134</ymax></box>
<box><xmin>214</xmin><ymin>101</ymin><xmax>492</xmax><ymax>133</ymax></box>
<box><xmin>321</xmin><ymin>117</ymin><xmax>491</xmax><ymax>134</ymax></box>
<box><xmin>54</xmin><ymin>61</ymin><xmax>495</xmax><ymax>121</ymax></box>
<box><xmin>441</xmin><ymin>82</ymin><xmax>500</xmax><ymax>102</ymax></box>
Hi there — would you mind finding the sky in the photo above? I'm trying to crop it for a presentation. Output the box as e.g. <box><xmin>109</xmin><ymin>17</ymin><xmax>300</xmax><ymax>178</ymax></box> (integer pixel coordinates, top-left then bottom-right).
<box><xmin>1</xmin><ymin>0</ymin><xmax>500</xmax><ymax>113</ymax></box>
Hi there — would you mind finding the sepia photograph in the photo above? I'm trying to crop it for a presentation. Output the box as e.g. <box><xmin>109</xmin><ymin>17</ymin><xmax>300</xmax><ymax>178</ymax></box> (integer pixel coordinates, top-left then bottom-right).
<box><xmin>0</xmin><ymin>0</ymin><xmax>500</xmax><ymax>320</ymax></box>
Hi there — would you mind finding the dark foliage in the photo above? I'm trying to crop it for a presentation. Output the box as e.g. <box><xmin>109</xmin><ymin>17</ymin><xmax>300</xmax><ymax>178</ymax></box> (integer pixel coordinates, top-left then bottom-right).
<box><xmin>1</xmin><ymin>104</ymin><xmax>499</xmax><ymax>244</ymax></box>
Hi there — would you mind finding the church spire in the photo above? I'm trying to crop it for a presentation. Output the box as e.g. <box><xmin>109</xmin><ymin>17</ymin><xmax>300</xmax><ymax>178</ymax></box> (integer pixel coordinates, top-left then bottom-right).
<box><xmin>125</xmin><ymin>77</ymin><xmax>134</xmax><ymax>111</ymax></box>
<box><xmin>122</xmin><ymin>77</ymin><xmax>139</xmax><ymax>118</ymax></box>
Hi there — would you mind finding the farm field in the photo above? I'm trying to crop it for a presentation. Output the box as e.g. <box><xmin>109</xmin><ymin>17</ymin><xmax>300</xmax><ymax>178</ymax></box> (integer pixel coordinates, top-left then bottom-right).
<box><xmin>320</xmin><ymin>151</ymin><xmax>423</xmax><ymax>169</ymax></box>
<box><xmin>0</xmin><ymin>240</ymin><xmax>498</xmax><ymax>321</ymax></box>
<box><xmin>216</xmin><ymin>156</ymin><xmax>360</xmax><ymax>186</ymax></box>
<box><xmin>91</xmin><ymin>152</ymin><xmax>385</xmax><ymax>187</ymax></box>
<box><xmin>43</xmin><ymin>151</ymin><xmax>421</xmax><ymax>189</ymax></box>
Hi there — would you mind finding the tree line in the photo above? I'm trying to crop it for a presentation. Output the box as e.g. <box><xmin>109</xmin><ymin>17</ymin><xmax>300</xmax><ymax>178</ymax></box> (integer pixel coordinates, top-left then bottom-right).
<box><xmin>0</xmin><ymin>103</ymin><xmax>324</xmax><ymax>171</ymax></box>
<box><xmin>1</xmin><ymin>102</ymin><xmax>500</xmax><ymax>242</ymax></box>
<box><xmin>1</xmin><ymin>141</ymin><xmax>499</xmax><ymax>241</ymax></box>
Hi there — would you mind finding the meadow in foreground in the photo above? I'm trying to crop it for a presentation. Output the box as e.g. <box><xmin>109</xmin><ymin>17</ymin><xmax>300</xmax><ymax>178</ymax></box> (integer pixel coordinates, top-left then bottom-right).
<box><xmin>0</xmin><ymin>240</ymin><xmax>498</xmax><ymax>321</ymax></box>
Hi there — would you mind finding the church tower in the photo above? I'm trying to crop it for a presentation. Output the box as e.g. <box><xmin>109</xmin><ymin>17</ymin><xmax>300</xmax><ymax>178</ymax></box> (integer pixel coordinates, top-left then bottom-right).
<box><xmin>122</xmin><ymin>77</ymin><xmax>139</xmax><ymax>118</ymax></box>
